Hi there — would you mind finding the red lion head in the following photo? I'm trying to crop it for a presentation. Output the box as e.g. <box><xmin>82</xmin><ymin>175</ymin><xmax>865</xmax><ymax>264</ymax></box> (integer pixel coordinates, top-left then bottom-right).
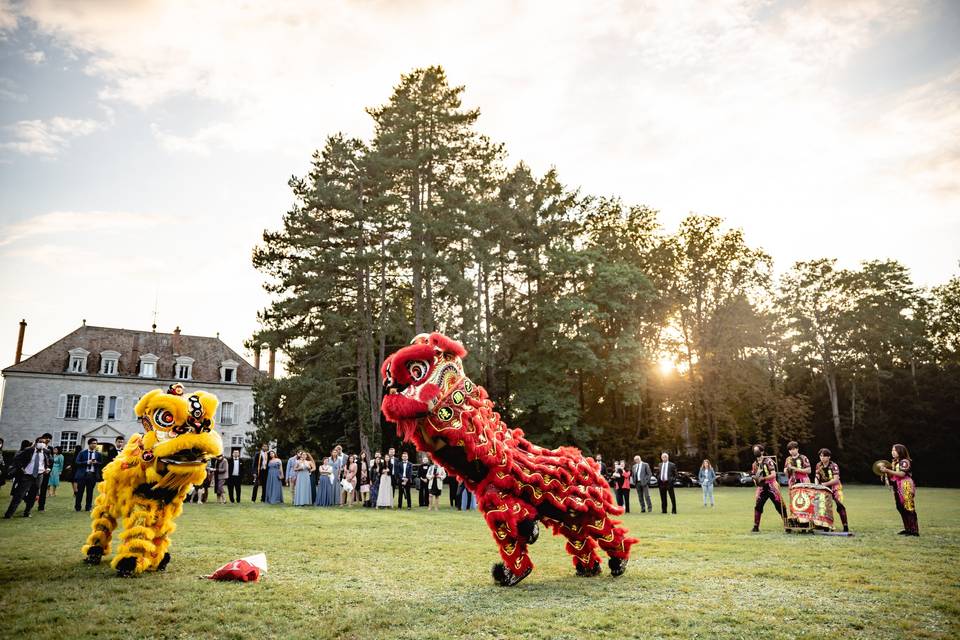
<box><xmin>380</xmin><ymin>332</ymin><xmax>469</xmax><ymax>425</ymax></box>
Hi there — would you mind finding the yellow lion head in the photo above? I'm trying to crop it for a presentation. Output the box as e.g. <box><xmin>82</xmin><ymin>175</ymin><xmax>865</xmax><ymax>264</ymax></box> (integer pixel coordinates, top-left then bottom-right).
<box><xmin>123</xmin><ymin>384</ymin><xmax>224</xmax><ymax>490</ymax></box>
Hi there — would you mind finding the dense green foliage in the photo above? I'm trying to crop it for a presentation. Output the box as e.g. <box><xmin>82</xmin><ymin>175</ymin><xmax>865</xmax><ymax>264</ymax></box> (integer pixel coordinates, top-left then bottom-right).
<box><xmin>250</xmin><ymin>66</ymin><xmax>960</xmax><ymax>484</ymax></box>
<box><xmin>1</xmin><ymin>487</ymin><xmax>958</xmax><ymax>639</ymax></box>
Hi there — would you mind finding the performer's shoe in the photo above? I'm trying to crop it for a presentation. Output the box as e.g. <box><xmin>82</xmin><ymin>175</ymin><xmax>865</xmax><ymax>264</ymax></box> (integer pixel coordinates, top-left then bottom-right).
<box><xmin>492</xmin><ymin>562</ymin><xmax>531</xmax><ymax>587</ymax></box>
<box><xmin>843</xmin><ymin>526</ymin><xmax>849</xmax><ymax>533</ymax></box>
<box><xmin>608</xmin><ymin>557</ymin><xmax>628</xmax><ymax>577</ymax></box>
<box><xmin>518</xmin><ymin>519</ymin><xmax>539</xmax><ymax>545</ymax></box>
<box><xmin>84</xmin><ymin>545</ymin><xmax>104</xmax><ymax>565</ymax></box>
<box><xmin>115</xmin><ymin>556</ymin><xmax>137</xmax><ymax>578</ymax></box>
<box><xmin>897</xmin><ymin>530</ymin><xmax>909</xmax><ymax>535</ymax></box>
<box><xmin>751</xmin><ymin>526</ymin><xmax>760</xmax><ymax>533</ymax></box>
<box><xmin>575</xmin><ymin>560</ymin><xmax>602</xmax><ymax>577</ymax></box>
<box><xmin>157</xmin><ymin>552</ymin><xmax>171</xmax><ymax>572</ymax></box>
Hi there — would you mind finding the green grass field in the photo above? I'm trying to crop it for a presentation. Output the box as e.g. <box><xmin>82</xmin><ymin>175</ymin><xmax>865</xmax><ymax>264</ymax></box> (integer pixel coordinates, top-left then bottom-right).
<box><xmin>1</xmin><ymin>484</ymin><xmax>958</xmax><ymax>640</ymax></box>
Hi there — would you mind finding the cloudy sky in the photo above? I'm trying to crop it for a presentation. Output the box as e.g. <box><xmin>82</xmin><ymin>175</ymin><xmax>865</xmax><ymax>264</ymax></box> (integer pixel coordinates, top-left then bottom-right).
<box><xmin>0</xmin><ymin>0</ymin><xmax>958</xmax><ymax>370</ymax></box>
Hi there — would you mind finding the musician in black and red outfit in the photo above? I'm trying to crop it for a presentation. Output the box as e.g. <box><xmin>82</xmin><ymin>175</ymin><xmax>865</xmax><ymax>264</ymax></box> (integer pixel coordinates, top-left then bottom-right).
<box><xmin>879</xmin><ymin>443</ymin><xmax>919</xmax><ymax>536</ymax></box>
<box><xmin>815</xmin><ymin>448</ymin><xmax>850</xmax><ymax>533</ymax></box>
<box><xmin>783</xmin><ymin>441</ymin><xmax>811</xmax><ymax>486</ymax></box>
<box><xmin>750</xmin><ymin>444</ymin><xmax>784</xmax><ymax>532</ymax></box>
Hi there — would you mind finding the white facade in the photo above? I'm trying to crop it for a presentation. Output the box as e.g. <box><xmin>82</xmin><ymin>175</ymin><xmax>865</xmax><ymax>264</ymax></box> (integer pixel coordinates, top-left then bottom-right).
<box><xmin>0</xmin><ymin>371</ymin><xmax>255</xmax><ymax>454</ymax></box>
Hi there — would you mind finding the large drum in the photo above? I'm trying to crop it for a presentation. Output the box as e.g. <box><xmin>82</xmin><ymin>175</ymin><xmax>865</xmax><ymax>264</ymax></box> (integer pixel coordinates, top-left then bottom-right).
<box><xmin>789</xmin><ymin>483</ymin><xmax>835</xmax><ymax>530</ymax></box>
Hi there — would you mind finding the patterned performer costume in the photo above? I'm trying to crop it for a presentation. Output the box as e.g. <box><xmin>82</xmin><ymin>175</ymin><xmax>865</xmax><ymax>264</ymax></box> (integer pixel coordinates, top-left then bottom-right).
<box><xmin>81</xmin><ymin>384</ymin><xmax>222</xmax><ymax>576</ymax></box>
<box><xmin>815</xmin><ymin>455</ymin><xmax>849</xmax><ymax>532</ymax></box>
<box><xmin>751</xmin><ymin>451</ymin><xmax>784</xmax><ymax>530</ymax></box>
<box><xmin>784</xmin><ymin>453</ymin><xmax>811</xmax><ymax>486</ymax></box>
<box><xmin>380</xmin><ymin>332</ymin><xmax>637</xmax><ymax>586</ymax></box>
<box><xmin>889</xmin><ymin>458</ymin><xmax>919</xmax><ymax>535</ymax></box>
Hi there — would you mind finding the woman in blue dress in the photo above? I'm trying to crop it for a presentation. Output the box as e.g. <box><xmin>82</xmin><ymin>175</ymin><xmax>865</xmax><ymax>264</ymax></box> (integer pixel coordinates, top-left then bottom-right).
<box><xmin>48</xmin><ymin>446</ymin><xmax>64</xmax><ymax>497</ymax></box>
<box><xmin>264</xmin><ymin>451</ymin><xmax>285</xmax><ymax>504</ymax></box>
<box><xmin>329</xmin><ymin>446</ymin><xmax>344</xmax><ymax>506</ymax></box>
<box><xmin>314</xmin><ymin>457</ymin><xmax>335</xmax><ymax>506</ymax></box>
<box><xmin>293</xmin><ymin>453</ymin><xmax>315</xmax><ymax>506</ymax></box>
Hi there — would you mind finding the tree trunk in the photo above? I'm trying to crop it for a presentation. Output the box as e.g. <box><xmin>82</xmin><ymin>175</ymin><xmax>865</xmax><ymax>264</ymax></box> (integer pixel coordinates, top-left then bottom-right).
<box><xmin>825</xmin><ymin>371</ymin><xmax>843</xmax><ymax>449</ymax></box>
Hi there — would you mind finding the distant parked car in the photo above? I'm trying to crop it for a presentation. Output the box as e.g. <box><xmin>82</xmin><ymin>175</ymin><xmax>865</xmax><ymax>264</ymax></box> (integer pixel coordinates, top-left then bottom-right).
<box><xmin>716</xmin><ymin>471</ymin><xmax>753</xmax><ymax>487</ymax></box>
<box><xmin>675</xmin><ymin>471</ymin><xmax>700</xmax><ymax>487</ymax></box>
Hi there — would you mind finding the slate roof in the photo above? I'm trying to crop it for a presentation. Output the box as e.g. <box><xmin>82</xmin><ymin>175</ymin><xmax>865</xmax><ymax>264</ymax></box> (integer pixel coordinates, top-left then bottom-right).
<box><xmin>2</xmin><ymin>325</ymin><xmax>261</xmax><ymax>386</ymax></box>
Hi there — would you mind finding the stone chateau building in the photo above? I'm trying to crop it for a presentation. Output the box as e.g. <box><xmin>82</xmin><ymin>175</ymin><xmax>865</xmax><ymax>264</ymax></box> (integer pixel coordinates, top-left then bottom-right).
<box><xmin>0</xmin><ymin>322</ymin><xmax>264</xmax><ymax>455</ymax></box>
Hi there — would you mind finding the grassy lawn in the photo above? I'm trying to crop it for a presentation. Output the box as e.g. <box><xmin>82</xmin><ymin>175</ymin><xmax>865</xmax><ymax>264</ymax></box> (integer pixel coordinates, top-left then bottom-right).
<box><xmin>1</xmin><ymin>484</ymin><xmax>958</xmax><ymax>640</ymax></box>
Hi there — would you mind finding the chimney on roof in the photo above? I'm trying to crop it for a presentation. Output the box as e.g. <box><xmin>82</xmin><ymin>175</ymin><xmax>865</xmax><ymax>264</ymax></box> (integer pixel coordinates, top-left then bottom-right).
<box><xmin>132</xmin><ymin>333</ymin><xmax>141</xmax><ymax>374</ymax></box>
<box><xmin>172</xmin><ymin>326</ymin><xmax>182</xmax><ymax>355</ymax></box>
<box><xmin>268</xmin><ymin>347</ymin><xmax>276</xmax><ymax>379</ymax></box>
<box><xmin>14</xmin><ymin>319</ymin><xmax>26</xmax><ymax>364</ymax></box>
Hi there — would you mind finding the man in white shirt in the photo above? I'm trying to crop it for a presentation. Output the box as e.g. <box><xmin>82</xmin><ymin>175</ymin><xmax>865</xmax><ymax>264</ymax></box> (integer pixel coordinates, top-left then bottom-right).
<box><xmin>657</xmin><ymin>452</ymin><xmax>677</xmax><ymax>514</ymax></box>
<box><xmin>251</xmin><ymin>444</ymin><xmax>270</xmax><ymax>502</ymax></box>
<box><xmin>226</xmin><ymin>449</ymin><xmax>244</xmax><ymax>503</ymax></box>
<box><xmin>3</xmin><ymin>437</ymin><xmax>47</xmax><ymax>518</ymax></box>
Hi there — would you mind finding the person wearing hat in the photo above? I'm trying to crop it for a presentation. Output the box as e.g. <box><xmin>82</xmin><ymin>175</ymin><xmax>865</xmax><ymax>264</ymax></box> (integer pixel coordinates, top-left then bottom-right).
<box><xmin>750</xmin><ymin>444</ymin><xmax>784</xmax><ymax>532</ymax></box>
<box><xmin>815</xmin><ymin>448</ymin><xmax>850</xmax><ymax>533</ymax></box>
<box><xmin>783</xmin><ymin>441</ymin><xmax>811</xmax><ymax>486</ymax></box>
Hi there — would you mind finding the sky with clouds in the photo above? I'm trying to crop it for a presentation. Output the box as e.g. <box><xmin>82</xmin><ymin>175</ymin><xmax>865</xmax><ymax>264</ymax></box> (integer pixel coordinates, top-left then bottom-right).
<box><xmin>0</xmin><ymin>0</ymin><xmax>958</xmax><ymax>372</ymax></box>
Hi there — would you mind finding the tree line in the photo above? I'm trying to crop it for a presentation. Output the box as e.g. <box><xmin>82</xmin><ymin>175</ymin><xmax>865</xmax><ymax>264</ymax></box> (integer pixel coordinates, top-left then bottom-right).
<box><xmin>249</xmin><ymin>66</ymin><xmax>960</xmax><ymax>485</ymax></box>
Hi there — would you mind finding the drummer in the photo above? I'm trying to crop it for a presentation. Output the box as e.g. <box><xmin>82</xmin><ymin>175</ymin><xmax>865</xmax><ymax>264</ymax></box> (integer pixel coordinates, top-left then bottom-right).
<box><xmin>751</xmin><ymin>444</ymin><xmax>784</xmax><ymax>533</ymax></box>
<box><xmin>815</xmin><ymin>448</ymin><xmax>850</xmax><ymax>533</ymax></box>
<box><xmin>783</xmin><ymin>441</ymin><xmax>811</xmax><ymax>486</ymax></box>
<box><xmin>879</xmin><ymin>444</ymin><xmax>919</xmax><ymax>536</ymax></box>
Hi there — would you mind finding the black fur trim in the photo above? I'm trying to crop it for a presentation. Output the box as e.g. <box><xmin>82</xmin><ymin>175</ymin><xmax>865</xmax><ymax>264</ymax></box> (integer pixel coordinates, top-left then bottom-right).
<box><xmin>575</xmin><ymin>560</ymin><xmax>602</xmax><ymax>577</ymax></box>
<box><xmin>115</xmin><ymin>556</ymin><xmax>137</xmax><ymax>577</ymax></box>
<box><xmin>517</xmin><ymin>519</ymin><xmax>539</xmax><ymax>545</ymax></box>
<box><xmin>84</xmin><ymin>545</ymin><xmax>103</xmax><ymax>565</ymax></box>
<box><xmin>491</xmin><ymin>562</ymin><xmax>508</xmax><ymax>584</ymax></box>
<box><xmin>134</xmin><ymin>483</ymin><xmax>180</xmax><ymax>504</ymax></box>
<box><xmin>157</xmin><ymin>552</ymin><xmax>171</xmax><ymax>572</ymax></box>
<box><xmin>609</xmin><ymin>557</ymin><xmax>627</xmax><ymax>577</ymax></box>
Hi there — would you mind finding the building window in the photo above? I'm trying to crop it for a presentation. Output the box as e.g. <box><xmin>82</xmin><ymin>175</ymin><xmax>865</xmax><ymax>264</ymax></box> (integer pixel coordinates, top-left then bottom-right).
<box><xmin>221</xmin><ymin>401</ymin><xmax>235</xmax><ymax>426</ymax></box>
<box><xmin>108</xmin><ymin>396</ymin><xmax>118</xmax><ymax>420</ymax></box>
<box><xmin>100</xmin><ymin>350</ymin><xmax>121</xmax><ymax>375</ymax></box>
<box><xmin>231</xmin><ymin>434</ymin><xmax>245</xmax><ymax>448</ymax></box>
<box><xmin>65</xmin><ymin>394</ymin><xmax>80</xmax><ymax>420</ymax></box>
<box><xmin>68</xmin><ymin>348</ymin><xmax>89</xmax><ymax>374</ymax></box>
<box><xmin>96</xmin><ymin>395</ymin><xmax>105</xmax><ymax>420</ymax></box>
<box><xmin>139</xmin><ymin>353</ymin><xmax>159</xmax><ymax>378</ymax></box>
<box><xmin>59</xmin><ymin>431</ymin><xmax>79</xmax><ymax>451</ymax></box>
<box><xmin>220</xmin><ymin>360</ymin><xmax>238</xmax><ymax>383</ymax></box>
<box><xmin>175</xmin><ymin>356</ymin><xmax>194</xmax><ymax>380</ymax></box>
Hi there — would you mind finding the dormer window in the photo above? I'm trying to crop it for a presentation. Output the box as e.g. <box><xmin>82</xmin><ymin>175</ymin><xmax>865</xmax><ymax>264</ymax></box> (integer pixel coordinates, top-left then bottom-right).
<box><xmin>220</xmin><ymin>359</ymin><xmax>238</xmax><ymax>384</ymax></box>
<box><xmin>139</xmin><ymin>353</ymin><xmax>159</xmax><ymax>378</ymax></box>
<box><xmin>175</xmin><ymin>356</ymin><xmax>194</xmax><ymax>380</ymax></box>
<box><xmin>68</xmin><ymin>348</ymin><xmax>89</xmax><ymax>374</ymax></box>
<box><xmin>100</xmin><ymin>350</ymin><xmax>121</xmax><ymax>375</ymax></box>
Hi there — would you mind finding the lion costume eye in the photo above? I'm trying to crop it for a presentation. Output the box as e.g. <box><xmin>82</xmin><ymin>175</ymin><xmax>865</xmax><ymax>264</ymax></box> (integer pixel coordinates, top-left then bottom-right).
<box><xmin>153</xmin><ymin>408</ymin><xmax>175</xmax><ymax>430</ymax></box>
<box><xmin>407</xmin><ymin>360</ymin><xmax>430</xmax><ymax>382</ymax></box>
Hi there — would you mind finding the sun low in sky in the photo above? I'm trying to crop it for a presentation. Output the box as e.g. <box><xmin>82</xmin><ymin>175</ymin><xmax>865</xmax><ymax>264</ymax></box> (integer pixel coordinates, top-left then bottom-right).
<box><xmin>0</xmin><ymin>0</ymin><xmax>957</xmax><ymax>367</ymax></box>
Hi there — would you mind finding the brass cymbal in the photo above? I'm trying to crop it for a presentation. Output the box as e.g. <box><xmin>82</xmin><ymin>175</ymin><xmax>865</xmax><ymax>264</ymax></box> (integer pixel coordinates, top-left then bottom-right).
<box><xmin>872</xmin><ymin>460</ymin><xmax>891</xmax><ymax>476</ymax></box>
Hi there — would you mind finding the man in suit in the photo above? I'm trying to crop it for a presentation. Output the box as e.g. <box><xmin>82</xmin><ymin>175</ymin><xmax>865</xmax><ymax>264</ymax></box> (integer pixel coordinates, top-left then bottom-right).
<box><xmin>104</xmin><ymin>436</ymin><xmax>125</xmax><ymax>466</ymax></box>
<box><xmin>251</xmin><ymin>443</ymin><xmax>270</xmax><ymax>502</ymax></box>
<box><xmin>3</xmin><ymin>436</ymin><xmax>49</xmax><ymax>518</ymax></box>
<box><xmin>632</xmin><ymin>455</ymin><xmax>653</xmax><ymax>513</ymax></box>
<box><xmin>595</xmin><ymin>453</ymin><xmax>607</xmax><ymax>479</ymax></box>
<box><xmin>396</xmin><ymin>451</ymin><xmax>414</xmax><ymax>509</ymax></box>
<box><xmin>226</xmin><ymin>449</ymin><xmax>243</xmax><ymax>503</ymax></box>
<box><xmin>417</xmin><ymin>453</ymin><xmax>430</xmax><ymax>507</ymax></box>
<box><xmin>73</xmin><ymin>438</ymin><xmax>102</xmax><ymax>512</ymax></box>
<box><xmin>656</xmin><ymin>452</ymin><xmax>677</xmax><ymax>514</ymax></box>
<box><xmin>35</xmin><ymin>433</ymin><xmax>54</xmax><ymax>512</ymax></box>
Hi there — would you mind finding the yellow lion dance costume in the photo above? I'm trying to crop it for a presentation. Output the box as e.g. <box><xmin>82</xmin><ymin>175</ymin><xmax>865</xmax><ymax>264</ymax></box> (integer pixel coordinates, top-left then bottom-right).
<box><xmin>82</xmin><ymin>383</ymin><xmax>223</xmax><ymax>577</ymax></box>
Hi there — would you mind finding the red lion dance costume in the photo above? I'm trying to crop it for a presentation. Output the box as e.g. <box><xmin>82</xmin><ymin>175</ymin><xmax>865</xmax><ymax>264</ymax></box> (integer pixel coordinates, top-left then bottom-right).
<box><xmin>381</xmin><ymin>332</ymin><xmax>637</xmax><ymax>586</ymax></box>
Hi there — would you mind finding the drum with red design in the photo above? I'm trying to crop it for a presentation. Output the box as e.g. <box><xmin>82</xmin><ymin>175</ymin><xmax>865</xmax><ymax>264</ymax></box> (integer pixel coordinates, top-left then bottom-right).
<box><xmin>788</xmin><ymin>482</ymin><xmax>835</xmax><ymax>530</ymax></box>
